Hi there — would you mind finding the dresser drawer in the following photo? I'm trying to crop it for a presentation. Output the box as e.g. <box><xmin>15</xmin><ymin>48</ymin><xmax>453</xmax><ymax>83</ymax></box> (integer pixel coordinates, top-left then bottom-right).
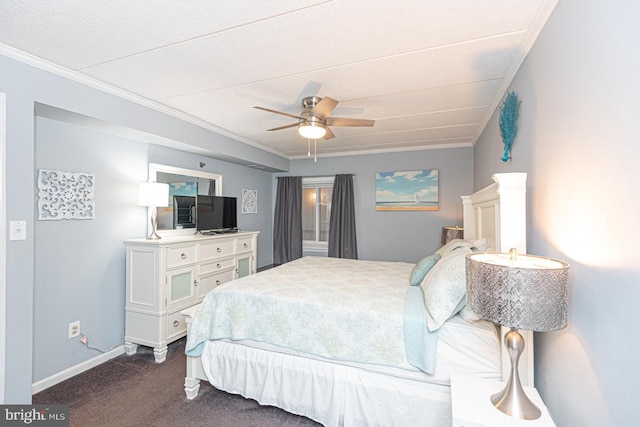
<box><xmin>166</xmin><ymin>310</ymin><xmax>188</xmax><ymax>341</ymax></box>
<box><xmin>166</xmin><ymin>245</ymin><xmax>197</xmax><ymax>269</ymax></box>
<box><xmin>199</xmin><ymin>257</ymin><xmax>235</xmax><ymax>276</ymax></box>
<box><xmin>199</xmin><ymin>240</ymin><xmax>235</xmax><ymax>261</ymax></box>
<box><xmin>198</xmin><ymin>269</ymin><xmax>235</xmax><ymax>296</ymax></box>
<box><xmin>237</xmin><ymin>236</ymin><xmax>253</xmax><ymax>252</ymax></box>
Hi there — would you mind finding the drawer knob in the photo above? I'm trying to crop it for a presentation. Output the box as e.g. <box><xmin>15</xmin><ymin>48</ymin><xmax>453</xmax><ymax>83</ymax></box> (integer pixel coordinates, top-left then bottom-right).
<box><xmin>216</xmin><ymin>280</ymin><xmax>221</xmax><ymax>285</ymax></box>
<box><xmin>180</xmin><ymin>253</ymin><xmax>187</xmax><ymax>259</ymax></box>
<box><xmin>243</xmin><ymin>243</ymin><xmax>248</xmax><ymax>248</ymax></box>
<box><xmin>194</xmin><ymin>280</ymin><xmax>198</xmax><ymax>287</ymax></box>
<box><xmin>217</xmin><ymin>263</ymin><xmax>222</xmax><ymax>269</ymax></box>
<box><xmin>217</xmin><ymin>247</ymin><xmax>221</xmax><ymax>253</ymax></box>
<box><xmin>173</xmin><ymin>320</ymin><xmax>180</xmax><ymax>327</ymax></box>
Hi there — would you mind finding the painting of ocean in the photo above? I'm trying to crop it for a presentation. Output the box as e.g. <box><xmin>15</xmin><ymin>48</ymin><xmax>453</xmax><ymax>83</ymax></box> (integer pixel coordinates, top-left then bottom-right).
<box><xmin>375</xmin><ymin>169</ymin><xmax>438</xmax><ymax>211</ymax></box>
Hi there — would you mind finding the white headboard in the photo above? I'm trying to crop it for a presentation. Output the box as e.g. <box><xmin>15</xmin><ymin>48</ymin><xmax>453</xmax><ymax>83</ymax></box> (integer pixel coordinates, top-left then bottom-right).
<box><xmin>461</xmin><ymin>172</ymin><xmax>534</xmax><ymax>387</ymax></box>
<box><xmin>461</xmin><ymin>172</ymin><xmax>527</xmax><ymax>253</ymax></box>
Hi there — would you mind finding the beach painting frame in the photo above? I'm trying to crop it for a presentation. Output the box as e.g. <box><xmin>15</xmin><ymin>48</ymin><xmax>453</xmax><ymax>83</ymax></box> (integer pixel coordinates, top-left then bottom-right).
<box><xmin>375</xmin><ymin>169</ymin><xmax>439</xmax><ymax>211</ymax></box>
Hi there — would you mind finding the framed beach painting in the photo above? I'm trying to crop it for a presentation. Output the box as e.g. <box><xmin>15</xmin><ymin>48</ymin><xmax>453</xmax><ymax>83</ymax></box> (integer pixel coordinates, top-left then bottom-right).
<box><xmin>375</xmin><ymin>169</ymin><xmax>438</xmax><ymax>211</ymax></box>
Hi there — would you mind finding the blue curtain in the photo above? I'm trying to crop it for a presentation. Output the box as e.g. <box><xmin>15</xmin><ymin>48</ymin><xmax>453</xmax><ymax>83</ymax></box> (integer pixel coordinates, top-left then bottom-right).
<box><xmin>328</xmin><ymin>174</ymin><xmax>358</xmax><ymax>259</ymax></box>
<box><xmin>273</xmin><ymin>176</ymin><xmax>303</xmax><ymax>264</ymax></box>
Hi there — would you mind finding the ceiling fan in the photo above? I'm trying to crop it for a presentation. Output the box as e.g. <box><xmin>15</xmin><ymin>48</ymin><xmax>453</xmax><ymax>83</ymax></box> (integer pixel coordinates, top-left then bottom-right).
<box><xmin>254</xmin><ymin>96</ymin><xmax>375</xmax><ymax>140</ymax></box>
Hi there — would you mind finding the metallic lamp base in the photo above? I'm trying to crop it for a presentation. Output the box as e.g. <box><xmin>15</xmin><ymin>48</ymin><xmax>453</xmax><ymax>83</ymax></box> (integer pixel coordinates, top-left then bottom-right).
<box><xmin>146</xmin><ymin>210</ymin><xmax>162</xmax><ymax>240</ymax></box>
<box><xmin>493</xmin><ymin>328</ymin><xmax>541</xmax><ymax>420</ymax></box>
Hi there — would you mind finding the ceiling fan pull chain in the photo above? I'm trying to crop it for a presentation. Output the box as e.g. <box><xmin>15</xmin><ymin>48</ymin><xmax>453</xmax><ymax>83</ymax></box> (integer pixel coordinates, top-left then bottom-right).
<box><xmin>308</xmin><ymin>139</ymin><xmax>311</xmax><ymax>157</ymax></box>
<box><xmin>314</xmin><ymin>139</ymin><xmax>317</xmax><ymax>162</ymax></box>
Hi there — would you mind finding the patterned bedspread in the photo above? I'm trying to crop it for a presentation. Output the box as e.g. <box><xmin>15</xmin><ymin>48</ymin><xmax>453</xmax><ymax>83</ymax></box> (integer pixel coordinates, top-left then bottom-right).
<box><xmin>185</xmin><ymin>256</ymin><xmax>425</xmax><ymax>371</ymax></box>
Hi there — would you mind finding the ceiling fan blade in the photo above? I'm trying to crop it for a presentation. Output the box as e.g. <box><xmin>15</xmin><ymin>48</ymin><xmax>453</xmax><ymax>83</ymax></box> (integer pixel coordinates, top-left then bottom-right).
<box><xmin>254</xmin><ymin>106</ymin><xmax>304</xmax><ymax>120</ymax></box>
<box><xmin>323</xmin><ymin>126</ymin><xmax>335</xmax><ymax>140</ymax></box>
<box><xmin>310</xmin><ymin>97</ymin><xmax>339</xmax><ymax>120</ymax></box>
<box><xmin>326</xmin><ymin>117</ymin><xmax>375</xmax><ymax>127</ymax></box>
<box><xmin>266</xmin><ymin>122</ymin><xmax>299</xmax><ymax>131</ymax></box>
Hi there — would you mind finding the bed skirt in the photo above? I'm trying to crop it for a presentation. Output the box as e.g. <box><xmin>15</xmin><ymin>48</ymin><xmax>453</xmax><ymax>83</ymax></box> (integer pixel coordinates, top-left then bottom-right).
<box><xmin>201</xmin><ymin>339</ymin><xmax>453</xmax><ymax>427</ymax></box>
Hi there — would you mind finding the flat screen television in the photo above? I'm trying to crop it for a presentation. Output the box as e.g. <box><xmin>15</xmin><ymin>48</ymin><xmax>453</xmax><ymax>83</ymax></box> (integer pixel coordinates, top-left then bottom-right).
<box><xmin>196</xmin><ymin>195</ymin><xmax>238</xmax><ymax>233</ymax></box>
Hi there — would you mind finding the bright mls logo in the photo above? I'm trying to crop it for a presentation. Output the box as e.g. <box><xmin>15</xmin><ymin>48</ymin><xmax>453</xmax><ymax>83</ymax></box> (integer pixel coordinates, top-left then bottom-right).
<box><xmin>1</xmin><ymin>405</ymin><xmax>68</xmax><ymax>426</ymax></box>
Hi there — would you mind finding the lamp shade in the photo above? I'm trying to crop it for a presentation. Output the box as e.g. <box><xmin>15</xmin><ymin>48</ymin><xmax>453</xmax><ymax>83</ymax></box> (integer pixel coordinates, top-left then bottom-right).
<box><xmin>138</xmin><ymin>182</ymin><xmax>169</xmax><ymax>208</ymax></box>
<box><xmin>298</xmin><ymin>121</ymin><xmax>326</xmax><ymax>139</ymax></box>
<box><xmin>465</xmin><ymin>250</ymin><xmax>569</xmax><ymax>331</ymax></box>
<box><xmin>441</xmin><ymin>225</ymin><xmax>464</xmax><ymax>245</ymax></box>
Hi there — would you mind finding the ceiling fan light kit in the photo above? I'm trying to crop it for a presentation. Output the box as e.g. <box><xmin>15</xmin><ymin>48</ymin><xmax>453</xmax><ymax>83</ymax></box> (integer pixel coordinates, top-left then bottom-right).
<box><xmin>298</xmin><ymin>119</ymin><xmax>327</xmax><ymax>139</ymax></box>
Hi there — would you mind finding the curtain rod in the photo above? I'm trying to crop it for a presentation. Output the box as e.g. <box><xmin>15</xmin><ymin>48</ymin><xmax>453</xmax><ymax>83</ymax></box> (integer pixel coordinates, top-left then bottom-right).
<box><xmin>276</xmin><ymin>174</ymin><xmax>356</xmax><ymax>180</ymax></box>
<box><xmin>299</xmin><ymin>174</ymin><xmax>355</xmax><ymax>178</ymax></box>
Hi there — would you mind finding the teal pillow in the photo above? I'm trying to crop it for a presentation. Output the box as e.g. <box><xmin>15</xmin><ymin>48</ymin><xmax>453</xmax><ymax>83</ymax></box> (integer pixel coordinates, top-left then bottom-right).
<box><xmin>409</xmin><ymin>253</ymin><xmax>441</xmax><ymax>286</ymax></box>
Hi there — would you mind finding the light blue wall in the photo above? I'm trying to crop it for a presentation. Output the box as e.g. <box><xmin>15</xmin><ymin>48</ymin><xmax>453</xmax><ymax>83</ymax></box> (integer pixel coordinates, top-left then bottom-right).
<box><xmin>4</xmin><ymin>73</ymin><xmax>36</xmax><ymax>402</ymax></box>
<box><xmin>473</xmin><ymin>1</ymin><xmax>640</xmax><ymax>425</ymax></box>
<box><xmin>285</xmin><ymin>147</ymin><xmax>473</xmax><ymax>263</ymax></box>
<box><xmin>1</xmin><ymin>53</ymin><xmax>280</xmax><ymax>401</ymax></box>
<box><xmin>33</xmin><ymin>116</ymin><xmax>146</xmax><ymax>383</ymax></box>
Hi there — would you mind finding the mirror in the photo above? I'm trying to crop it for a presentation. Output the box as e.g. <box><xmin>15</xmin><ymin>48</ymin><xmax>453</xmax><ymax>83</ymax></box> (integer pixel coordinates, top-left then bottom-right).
<box><xmin>148</xmin><ymin>163</ymin><xmax>222</xmax><ymax>236</ymax></box>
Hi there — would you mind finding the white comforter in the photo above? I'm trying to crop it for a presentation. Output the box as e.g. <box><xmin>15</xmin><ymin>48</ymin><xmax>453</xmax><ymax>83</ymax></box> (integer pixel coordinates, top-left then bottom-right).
<box><xmin>186</xmin><ymin>256</ymin><xmax>419</xmax><ymax>371</ymax></box>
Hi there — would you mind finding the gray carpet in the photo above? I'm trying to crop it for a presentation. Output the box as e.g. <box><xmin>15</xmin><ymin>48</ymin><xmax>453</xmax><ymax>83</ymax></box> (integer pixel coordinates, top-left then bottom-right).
<box><xmin>33</xmin><ymin>338</ymin><xmax>321</xmax><ymax>427</ymax></box>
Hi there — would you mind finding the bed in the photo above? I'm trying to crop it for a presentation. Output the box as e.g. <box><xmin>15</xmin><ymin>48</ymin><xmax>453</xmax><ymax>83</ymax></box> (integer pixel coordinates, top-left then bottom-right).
<box><xmin>181</xmin><ymin>172</ymin><xmax>530</xmax><ymax>426</ymax></box>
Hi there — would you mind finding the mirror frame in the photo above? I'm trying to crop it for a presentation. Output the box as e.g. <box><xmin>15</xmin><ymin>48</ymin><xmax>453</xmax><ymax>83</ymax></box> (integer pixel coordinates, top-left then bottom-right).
<box><xmin>148</xmin><ymin>163</ymin><xmax>222</xmax><ymax>237</ymax></box>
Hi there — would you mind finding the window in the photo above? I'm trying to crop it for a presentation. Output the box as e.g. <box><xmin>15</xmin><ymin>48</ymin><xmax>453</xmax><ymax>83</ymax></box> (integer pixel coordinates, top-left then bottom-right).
<box><xmin>302</xmin><ymin>177</ymin><xmax>334</xmax><ymax>253</ymax></box>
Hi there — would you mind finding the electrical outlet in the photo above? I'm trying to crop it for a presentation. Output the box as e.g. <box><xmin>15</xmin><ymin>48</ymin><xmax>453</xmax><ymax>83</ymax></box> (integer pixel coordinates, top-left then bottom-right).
<box><xmin>69</xmin><ymin>321</ymin><xmax>80</xmax><ymax>339</ymax></box>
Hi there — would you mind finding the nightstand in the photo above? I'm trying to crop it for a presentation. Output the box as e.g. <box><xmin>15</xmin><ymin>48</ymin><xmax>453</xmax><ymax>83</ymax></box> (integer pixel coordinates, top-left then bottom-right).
<box><xmin>451</xmin><ymin>374</ymin><xmax>556</xmax><ymax>427</ymax></box>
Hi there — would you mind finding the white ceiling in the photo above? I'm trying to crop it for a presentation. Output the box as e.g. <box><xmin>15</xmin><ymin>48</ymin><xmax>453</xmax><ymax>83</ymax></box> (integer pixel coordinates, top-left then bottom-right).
<box><xmin>0</xmin><ymin>0</ymin><xmax>557</xmax><ymax>159</ymax></box>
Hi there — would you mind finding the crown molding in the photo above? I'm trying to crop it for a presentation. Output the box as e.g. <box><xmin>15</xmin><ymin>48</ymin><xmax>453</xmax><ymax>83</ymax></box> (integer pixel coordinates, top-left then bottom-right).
<box><xmin>0</xmin><ymin>44</ymin><xmax>288</xmax><ymax>159</ymax></box>
<box><xmin>288</xmin><ymin>141</ymin><xmax>472</xmax><ymax>160</ymax></box>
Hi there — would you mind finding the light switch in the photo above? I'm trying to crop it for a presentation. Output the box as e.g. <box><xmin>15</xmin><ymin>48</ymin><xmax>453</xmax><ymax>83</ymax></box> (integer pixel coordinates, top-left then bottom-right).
<box><xmin>10</xmin><ymin>220</ymin><xmax>27</xmax><ymax>240</ymax></box>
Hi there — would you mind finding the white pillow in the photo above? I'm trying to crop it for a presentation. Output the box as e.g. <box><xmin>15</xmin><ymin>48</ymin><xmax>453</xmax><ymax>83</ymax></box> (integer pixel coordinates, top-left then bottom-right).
<box><xmin>421</xmin><ymin>246</ymin><xmax>472</xmax><ymax>331</ymax></box>
<box><xmin>459</xmin><ymin>304</ymin><xmax>482</xmax><ymax>323</ymax></box>
<box><xmin>468</xmin><ymin>238</ymin><xmax>487</xmax><ymax>252</ymax></box>
<box><xmin>436</xmin><ymin>238</ymin><xmax>486</xmax><ymax>257</ymax></box>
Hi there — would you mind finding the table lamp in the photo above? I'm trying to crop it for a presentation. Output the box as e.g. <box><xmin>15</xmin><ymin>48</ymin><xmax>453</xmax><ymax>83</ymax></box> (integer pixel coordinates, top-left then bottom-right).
<box><xmin>465</xmin><ymin>249</ymin><xmax>569</xmax><ymax>420</ymax></box>
<box><xmin>139</xmin><ymin>182</ymin><xmax>169</xmax><ymax>240</ymax></box>
<box><xmin>441</xmin><ymin>225</ymin><xmax>464</xmax><ymax>245</ymax></box>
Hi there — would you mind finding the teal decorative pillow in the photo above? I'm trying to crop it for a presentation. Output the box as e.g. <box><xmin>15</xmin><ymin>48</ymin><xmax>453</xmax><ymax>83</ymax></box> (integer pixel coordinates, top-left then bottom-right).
<box><xmin>409</xmin><ymin>253</ymin><xmax>441</xmax><ymax>286</ymax></box>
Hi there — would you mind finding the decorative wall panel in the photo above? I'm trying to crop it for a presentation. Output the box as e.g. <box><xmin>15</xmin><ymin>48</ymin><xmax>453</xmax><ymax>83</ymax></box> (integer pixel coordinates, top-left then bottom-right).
<box><xmin>37</xmin><ymin>169</ymin><xmax>95</xmax><ymax>220</ymax></box>
<box><xmin>242</xmin><ymin>189</ymin><xmax>257</xmax><ymax>214</ymax></box>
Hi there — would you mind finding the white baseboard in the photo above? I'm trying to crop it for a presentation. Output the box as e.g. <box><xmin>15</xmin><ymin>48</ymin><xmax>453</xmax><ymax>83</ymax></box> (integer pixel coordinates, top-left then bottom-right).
<box><xmin>31</xmin><ymin>345</ymin><xmax>125</xmax><ymax>395</ymax></box>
